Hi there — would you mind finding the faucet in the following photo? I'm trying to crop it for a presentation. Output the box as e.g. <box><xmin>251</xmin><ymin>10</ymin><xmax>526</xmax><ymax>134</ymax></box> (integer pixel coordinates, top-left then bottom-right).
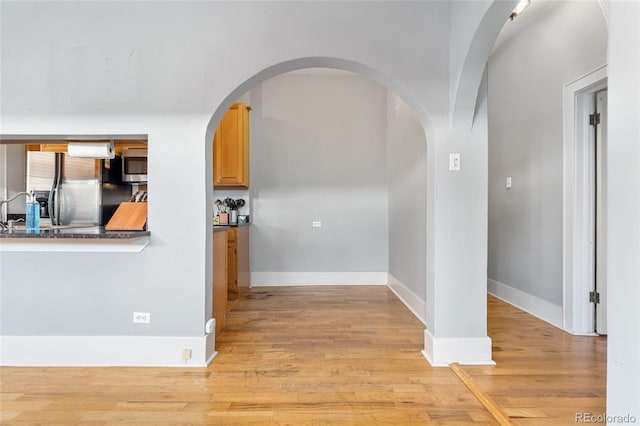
<box><xmin>0</xmin><ymin>191</ymin><xmax>31</xmax><ymax>231</ymax></box>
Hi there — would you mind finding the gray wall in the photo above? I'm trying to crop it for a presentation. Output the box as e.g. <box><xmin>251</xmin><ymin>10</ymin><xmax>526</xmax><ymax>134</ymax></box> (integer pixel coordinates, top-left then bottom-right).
<box><xmin>247</xmin><ymin>71</ymin><xmax>389</xmax><ymax>273</ymax></box>
<box><xmin>387</xmin><ymin>93</ymin><xmax>427</xmax><ymax>300</ymax></box>
<box><xmin>487</xmin><ymin>1</ymin><xmax>607</xmax><ymax>305</ymax></box>
<box><xmin>244</xmin><ymin>70</ymin><xmax>427</xmax><ymax>294</ymax></box>
<box><xmin>1</xmin><ymin>1</ymin><xmax>452</xmax><ymax>338</ymax></box>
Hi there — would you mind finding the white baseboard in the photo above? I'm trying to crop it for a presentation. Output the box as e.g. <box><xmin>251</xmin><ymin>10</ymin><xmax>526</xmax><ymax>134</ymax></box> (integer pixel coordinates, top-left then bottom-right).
<box><xmin>387</xmin><ymin>273</ymin><xmax>426</xmax><ymax>325</ymax></box>
<box><xmin>422</xmin><ymin>329</ymin><xmax>495</xmax><ymax>366</ymax></box>
<box><xmin>487</xmin><ymin>278</ymin><xmax>563</xmax><ymax>330</ymax></box>
<box><xmin>0</xmin><ymin>335</ymin><xmax>211</xmax><ymax>367</ymax></box>
<box><xmin>205</xmin><ymin>329</ymin><xmax>217</xmax><ymax>364</ymax></box>
<box><xmin>250</xmin><ymin>272</ymin><xmax>388</xmax><ymax>286</ymax></box>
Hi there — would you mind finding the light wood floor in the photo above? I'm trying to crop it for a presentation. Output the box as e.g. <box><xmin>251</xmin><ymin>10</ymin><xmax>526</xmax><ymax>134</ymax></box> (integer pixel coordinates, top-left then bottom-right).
<box><xmin>0</xmin><ymin>286</ymin><xmax>606</xmax><ymax>425</ymax></box>
<box><xmin>465</xmin><ymin>296</ymin><xmax>607</xmax><ymax>425</ymax></box>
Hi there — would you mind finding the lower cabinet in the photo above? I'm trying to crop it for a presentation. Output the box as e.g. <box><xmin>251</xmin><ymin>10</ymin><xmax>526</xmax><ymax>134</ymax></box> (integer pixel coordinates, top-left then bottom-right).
<box><xmin>213</xmin><ymin>230</ymin><xmax>228</xmax><ymax>336</ymax></box>
<box><xmin>237</xmin><ymin>226</ymin><xmax>250</xmax><ymax>288</ymax></box>
<box><xmin>227</xmin><ymin>229</ymin><xmax>239</xmax><ymax>300</ymax></box>
<box><xmin>213</xmin><ymin>226</ymin><xmax>250</xmax><ymax>336</ymax></box>
<box><xmin>227</xmin><ymin>226</ymin><xmax>250</xmax><ymax>301</ymax></box>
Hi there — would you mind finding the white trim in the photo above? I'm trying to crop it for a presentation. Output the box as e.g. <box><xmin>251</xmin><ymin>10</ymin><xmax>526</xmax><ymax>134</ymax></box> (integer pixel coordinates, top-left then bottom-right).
<box><xmin>594</xmin><ymin>90</ymin><xmax>608</xmax><ymax>335</ymax></box>
<box><xmin>387</xmin><ymin>273</ymin><xmax>427</xmax><ymax>325</ymax></box>
<box><xmin>0</xmin><ymin>237</ymin><xmax>150</xmax><ymax>253</ymax></box>
<box><xmin>250</xmin><ymin>272</ymin><xmax>388</xmax><ymax>286</ymax></box>
<box><xmin>562</xmin><ymin>65</ymin><xmax>608</xmax><ymax>334</ymax></box>
<box><xmin>488</xmin><ymin>279</ymin><xmax>564</xmax><ymax>330</ymax></box>
<box><xmin>0</xmin><ymin>335</ymin><xmax>210</xmax><ymax>367</ymax></box>
<box><xmin>0</xmin><ymin>145</ymin><xmax>7</xmax><ymax>223</ymax></box>
<box><xmin>205</xmin><ymin>325</ymin><xmax>217</xmax><ymax>365</ymax></box>
<box><xmin>422</xmin><ymin>329</ymin><xmax>494</xmax><ymax>367</ymax></box>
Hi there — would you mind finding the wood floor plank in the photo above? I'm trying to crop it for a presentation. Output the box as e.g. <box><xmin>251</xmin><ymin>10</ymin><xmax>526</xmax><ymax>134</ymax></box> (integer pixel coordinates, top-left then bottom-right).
<box><xmin>0</xmin><ymin>287</ymin><xmax>605</xmax><ymax>424</ymax></box>
<box><xmin>450</xmin><ymin>363</ymin><xmax>514</xmax><ymax>425</ymax></box>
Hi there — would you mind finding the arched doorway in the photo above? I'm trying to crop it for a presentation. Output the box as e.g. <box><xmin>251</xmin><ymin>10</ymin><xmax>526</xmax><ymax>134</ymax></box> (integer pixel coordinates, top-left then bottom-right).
<box><xmin>204</xmin><ymin>57</ymin><xmax>434</xmax><ymax>361</ymax></box>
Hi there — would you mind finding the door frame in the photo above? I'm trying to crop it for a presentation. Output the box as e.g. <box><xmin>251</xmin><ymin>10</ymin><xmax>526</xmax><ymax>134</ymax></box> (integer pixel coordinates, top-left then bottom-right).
<box><xmin>594</xmin><ymin>89</ymin><xmax>607</xmax><ymax>335</ymax></box>
<box><xmin>562</xmin><ymin>64</ymin><xmax>607</xmax><ymax>335</ymax></box>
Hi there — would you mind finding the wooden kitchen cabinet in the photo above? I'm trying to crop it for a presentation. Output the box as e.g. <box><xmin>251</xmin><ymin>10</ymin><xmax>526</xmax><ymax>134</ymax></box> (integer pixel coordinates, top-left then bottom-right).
<box><xmin>236</xmin><ymin>225</ymin><xmax>250</xmax><ymax>289</ymax></box>
<box><xmin>213</xmin><ymin>230</ymin><xmax>228</xmax><ymax>336</ymax></box>
<box><xmin>225</xmin><ymin>226</ymin><xmax>249</xmax><ymax>302</ymax></box>
<box><xmin>25</xmin><ymin>140</ymin><xmax>147</xmax><ymax>155</ymax></box>
<box><xmin>113</xmin><ymin>140</ymin><xmax>147</xmax><ymax>156</ymax></box>
<box><xmin>39</xmin><ymin>144</ymin><xmax>68</xmax><ymax>152</ymax></box>
<box><xmin>213</xmin><ymin>103</ymin><xmax>250</xmax><ymax>188</ymax></box>
<box><xmin>227</xmin><ymin>228</ymin><xmax>239</xmax><ymax>300</ymax></box>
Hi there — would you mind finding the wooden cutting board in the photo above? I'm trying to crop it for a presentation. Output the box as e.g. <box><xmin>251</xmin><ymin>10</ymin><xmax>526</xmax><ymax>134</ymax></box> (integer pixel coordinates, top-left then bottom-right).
<box><xmin>105</xmin><ymin>202</ymin><xmax>147</xmax><ymax>231</ymax></box>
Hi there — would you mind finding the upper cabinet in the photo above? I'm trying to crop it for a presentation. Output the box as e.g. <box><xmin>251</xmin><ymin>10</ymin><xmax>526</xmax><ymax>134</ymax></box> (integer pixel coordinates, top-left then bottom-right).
<box><xmin>213</xmin><ymin>103</ymin><xmax>251</xmax><ymax>188</ymax></box>
<box><xmin>26</xmin><ymin>140</ymin><xmax>146</xmax><ymax>155</ymax></box>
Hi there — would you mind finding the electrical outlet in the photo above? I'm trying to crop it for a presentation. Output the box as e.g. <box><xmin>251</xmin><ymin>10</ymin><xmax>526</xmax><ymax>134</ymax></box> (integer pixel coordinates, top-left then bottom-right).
<box><xmin>449</xmin><ymin>153</ymin><xmax>461</xmax><ymax>171</ymax></box>
<box><xmin>312</xmin><ymin>221</ymin><xmax>322</xmax><ymax>228</ymax></box>
<box><xmin>133</xmin><ymin>312</ymin><xmax>150</xmax><ymax>324</ymax></box>
<box><xmin>506</xmin><ymin>177</ymin><xmax>512</xmax><ymax>189</ymax></box>
<box><xmin>182</xmin><ymin>348</ymin><xmax>192</xmax><ymax>361</ymax></box>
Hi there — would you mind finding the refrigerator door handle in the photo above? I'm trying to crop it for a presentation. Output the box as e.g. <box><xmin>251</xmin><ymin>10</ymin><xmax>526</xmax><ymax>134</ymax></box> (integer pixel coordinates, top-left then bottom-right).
<box><xmin>48</xmin><ymin>187</ymin><xmax>55</xmax><ymax>224</ymax></box>
<box><xmin>50</xmin><ymin>187</ymin><xmax>60</xmax><ymax>225</ymax></box>
<box><xmin>49</xmin><ymin>153</ymin><xmax>63</xmax><ymax>226</ymax></box>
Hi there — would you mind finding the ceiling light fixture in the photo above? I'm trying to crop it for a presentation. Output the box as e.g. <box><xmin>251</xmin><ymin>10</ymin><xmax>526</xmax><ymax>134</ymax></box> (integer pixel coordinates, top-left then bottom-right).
<box><xmin>510</xmin><ymin>0</ymin><xmax>530</xmax><ymax>20</ymax></box>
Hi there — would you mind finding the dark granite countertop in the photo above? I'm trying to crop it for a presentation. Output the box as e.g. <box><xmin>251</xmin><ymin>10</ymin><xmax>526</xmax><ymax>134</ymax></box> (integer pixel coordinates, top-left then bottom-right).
<box><xmin>213</xmin><ymin>223</ymin><xmax>250</xmax><ymax>233</ymax></box>
<box><xmin>213</xmin><ymin>222</ymin><xmax>250</xmax><ymax>230</ymax></box>
<box><xmin>0</xmin><ymin>226</ymin><xmax>150</xmax><ymax>239</ymax></box>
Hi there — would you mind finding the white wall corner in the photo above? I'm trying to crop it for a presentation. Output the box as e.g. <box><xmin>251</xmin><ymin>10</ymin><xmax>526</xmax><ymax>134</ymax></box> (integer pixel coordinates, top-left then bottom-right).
<box><xmin>387</xmin><ymin>273</ymin><xmax>427</xmax><ymax>325</ymax></box>
<box><xmin>250</xmin><ymin>272</ymin><xmax>388</xmax><ymax>286</ymax></box>
<box><xmin>488</xmin><ymin>278</ymin><xmax>565</xmax><ymax>331</ymax></box>
<box><xmin>422</xmin><ymin>329</ymin><xmax>494</xmax><ymax>367</ymax></box>
<box><xmin>0</xmin><ymin>335</ymin><xmax>211</xmax><ymax>367</ymax></box>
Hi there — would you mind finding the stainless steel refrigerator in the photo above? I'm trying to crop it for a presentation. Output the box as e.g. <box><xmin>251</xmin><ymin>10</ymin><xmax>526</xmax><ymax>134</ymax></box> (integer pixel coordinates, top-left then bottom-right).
<box><xmin>26</xmin><ymin>151</ymin><xmax>101</xmax><ymax>227</ymax></box>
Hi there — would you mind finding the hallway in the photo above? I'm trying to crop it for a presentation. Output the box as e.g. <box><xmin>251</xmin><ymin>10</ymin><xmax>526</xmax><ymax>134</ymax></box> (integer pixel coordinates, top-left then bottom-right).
<box><xmin>0</xmin><ymin>286</ymin><xmax>606</xmax><ymax>424</ymax></box>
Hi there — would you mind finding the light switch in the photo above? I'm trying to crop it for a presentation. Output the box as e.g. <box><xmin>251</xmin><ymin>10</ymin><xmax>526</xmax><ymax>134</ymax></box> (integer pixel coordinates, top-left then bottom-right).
<box><xmin>506</xmin><ymin>177</ymin><xmax>512</xmax><ymax>189</ymax></box>
<box><xmin>449</xmin><ymin>153</ymin><xmax>461</xmax><ymax>171</ymax></box>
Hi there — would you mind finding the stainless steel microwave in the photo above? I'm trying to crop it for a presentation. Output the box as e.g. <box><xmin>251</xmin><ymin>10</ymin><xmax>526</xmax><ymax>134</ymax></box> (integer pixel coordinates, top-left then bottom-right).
<box><xmin>121</xmin><ymin>148</ymin><xmax>148</xmax><ymax>183</ymax></box>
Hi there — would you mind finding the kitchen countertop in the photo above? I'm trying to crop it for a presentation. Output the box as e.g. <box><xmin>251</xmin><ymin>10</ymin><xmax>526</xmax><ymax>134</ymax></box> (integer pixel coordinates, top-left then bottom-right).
<box><xmin>0</xmin><ymin>226</ymin><xmax>150</xmax><ymax>239</ymax></box>
<box><xmin>213</xmin><ymin>222</ymin><xmax>250</xmax><ymax>231</ymax></box>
